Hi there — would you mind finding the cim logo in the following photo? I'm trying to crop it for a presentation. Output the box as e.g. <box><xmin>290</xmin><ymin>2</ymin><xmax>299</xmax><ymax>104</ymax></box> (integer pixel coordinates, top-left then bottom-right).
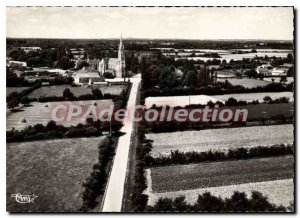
<box><xmin>11</xmin><ymin>193</ymin><xmax>38</xmax><ymax>204</ymax></box>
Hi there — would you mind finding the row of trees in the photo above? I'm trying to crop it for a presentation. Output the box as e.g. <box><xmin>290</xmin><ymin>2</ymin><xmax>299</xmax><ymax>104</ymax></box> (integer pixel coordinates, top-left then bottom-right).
<box><xmin>145</xmin><ymin>144</ymin><xmax>293</xmax><ymax>167</ymax></box>
<box><xmin>147</xmin><ymin>192</ymin><xmax>288</xmax><ymax>212</ymax></box>
<box><xmin>80</xmin><ymin>137</ymin><xmax>116</xmax><ymax>211</ymax></box>
<box><xmin>143</xmin><ymin>79</ymin><xmax>293</xmax><ymax>97</ymax></box>
<box><xmin>8</xmin><ymin>48</ymin><xmax>75</xmax><ymax>69</ymax></box>
<box><xmin>6</xmin><ymin>119</ymin><xmax>123</xmax><ymax>143</ymax></box>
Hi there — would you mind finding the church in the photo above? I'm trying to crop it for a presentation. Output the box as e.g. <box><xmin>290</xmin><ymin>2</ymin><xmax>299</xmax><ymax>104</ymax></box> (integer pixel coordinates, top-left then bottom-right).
<box><xmin>98</xmin><ymin>35</ymin><xmax>126</xmax><ymax>78</ymax></box>
<box><xmin>73</xmin><ymin>35</ymin><xmax>126</xmax><ymax>85</ymax></box>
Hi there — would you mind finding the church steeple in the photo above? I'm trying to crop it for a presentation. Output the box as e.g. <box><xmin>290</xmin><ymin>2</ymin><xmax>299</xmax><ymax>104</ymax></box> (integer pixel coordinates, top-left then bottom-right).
<box><xmin>117</xmin><ymin>34</ymin><xmax>125</xmax><ymax>78</ymax></box>
<box><xmin>118</xmin><ymin>34</ymin><xmax>124</xmax><ymax>59</ymax></box>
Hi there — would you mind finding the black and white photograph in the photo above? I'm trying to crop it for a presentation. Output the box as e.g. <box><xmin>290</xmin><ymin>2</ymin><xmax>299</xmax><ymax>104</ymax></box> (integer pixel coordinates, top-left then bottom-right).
<box><xmin>5</xmin><ymin>6</ymin><xmax>295</xmax><ymax>213</ymax></box>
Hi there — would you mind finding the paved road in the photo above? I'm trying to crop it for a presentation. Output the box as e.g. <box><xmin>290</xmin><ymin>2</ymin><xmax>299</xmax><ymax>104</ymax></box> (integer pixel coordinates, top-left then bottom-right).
<box><xmin>102</xmin><ymin>75</ymin><xmax>141</xmax><ymax>212</ymax></box>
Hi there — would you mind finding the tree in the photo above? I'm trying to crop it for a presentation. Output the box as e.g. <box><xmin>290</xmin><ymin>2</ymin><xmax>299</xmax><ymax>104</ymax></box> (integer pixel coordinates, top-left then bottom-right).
<box><xmin>21</xmin><ymin>96</ymin><xmax>30</xmax><ymax>106</ymax></box>
<box><xmin>263</xmin><ymin>96</ymin><xmax>272</xmax><ymax>104</ymax></box>
<box><xmin>245</xmin><ymin>69</ymin><xmax>257</xmax><ymax>78</ymax></box>
<box><xmin>92</xmin><ymin>88</ymin><xmax>103</xmax><ymax>99</ymax></box>
<box><xmin>225</xmin><ymin>97</ymin><xmax>238</xmax><ymax>106</ymax></box>
<box><xmin>7</xmin><ymin>98</ymin><xmax>19</xmax><ymax>110</ymax></box>
<box><xmin>63</xmin><ymin>88</ymin><xmax>74</xmax><ymax>99</ymax></box>
<box><xmin>183</xmin><ymin>71</ymin><xmax>198</xmax><ymax>87</ymax></box>
<box><xmin>280</xmin><ymin>76</ymin><xmax>287</xmax><ymax>84</ymax></box>
<box><xmin>287</xmin><ymin>53</ymin><xmax>293</xmax><ymax>63</ymax></box>
<box><xmin>46</xmin><ymin>120</ymin><xmax>57</xmax><ymax>131</ymax></box>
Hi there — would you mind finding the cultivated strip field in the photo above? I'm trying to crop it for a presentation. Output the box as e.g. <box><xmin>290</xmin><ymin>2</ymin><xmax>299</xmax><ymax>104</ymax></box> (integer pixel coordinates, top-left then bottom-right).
<box><xmin>27</xmin><ymin>84</ymin><xmax>127</xmax><ymax>98</ymax></box>
<box><xmin>217</xmin><ymin>78</ymin><xmax>271</xmax><ymax>88</ymax></box>
<box><xmin>146</xmin><ymin>124</ymin><xmax>293</xmax><ymax>157</ymax></box>
<box><xmin>7</xmin><ymin>136</ymin><xmax>107</xmax><ymax>212</ymax></box>
<box><xmin>145</xmin><ymin>176</ymin><xmax>293</xmax><ymax>207</ymax></box>
<box><xmin>145</xmin><ymin>92</ymin><xmax>293</xmax><ymax>108</ymax></box>
<box><xmin>6</xmin><ymin>87</ymin><xmax>29</xmax><ymax>97</ymax></box>
<box><xmin>145</xmin><ymin>156</ymin><xmax>294</xmax><ymax>207</ymax></box>
<box><xmin>6</xmin><ymin>99</ymin><xmax>113</xmax><ymax>130</ymax></box>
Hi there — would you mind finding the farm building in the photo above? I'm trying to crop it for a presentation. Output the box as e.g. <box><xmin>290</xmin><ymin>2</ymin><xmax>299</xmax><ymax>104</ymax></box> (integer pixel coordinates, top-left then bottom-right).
<box><xmin>72</xmin><ymin>68</ymin><xmax>104</xmax><ymax>85</ymax></box>
<box><xmin>256</xmin><ymin>64</ymin><xmax>288</xmax><ymax>76</ymax></box>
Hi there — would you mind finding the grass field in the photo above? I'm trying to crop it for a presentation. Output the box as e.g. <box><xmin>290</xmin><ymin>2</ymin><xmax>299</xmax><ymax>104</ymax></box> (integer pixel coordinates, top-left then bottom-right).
<box><xmin>217</xmin><ymin>78</ymin><xmax>271</xmax><ymax>88</ymax></box>
<box><xmin>146</xmin><ymin>124</ymin><xmax>293</xmax><ymax>157</ymax></box>
<box><xmin>6</xmin><ymin>87</ymin><xmax>29</xmax><ymax>97</ymax></box>
<box><xmin>6</xmin><ymin>136</ymin><xmax>107</xmax><ymax>212</ymax></box>
<box><xmin>226</xmin><ymin>103</ymin><xmax>294</xmax><ymax>120</ymax></box>
<box><xmin>263</xmin><ymin>77</ymin><xmax>294</xmax><ymax>84</ymax></box>
<box><xmin>145</xmin><ymin>156</ymin><xmax>294</xmax><ymax>207</ymax></box>
<box><xmin>27</xmin><ymin>85</ymin><xmax>127</xmax><ymax>99</ymax></box>
<box><xmin>213</xmin><ymin>92</ymin><xmax>294</xmax><ymax>103</ymax></box>
<box><xmin>145</xmin><ymin>92</ymin><xmax>293</xmax><ymax>108</ymax></box>
<box><xmin>6</xmin><ymin>99</ymin><xmax>113</xmax><ymax>130</ymax></box>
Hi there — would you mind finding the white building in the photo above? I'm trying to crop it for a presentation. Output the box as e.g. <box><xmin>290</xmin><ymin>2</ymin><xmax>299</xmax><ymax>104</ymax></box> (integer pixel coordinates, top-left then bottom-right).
<box><xmin>72</xmin><ymin>68</ymin><xmax>104</xmax><ymax>85</ymax></box>
<box><xmin>256</xmin><ymin>64</ymin><xmax>287</xmax><ymax>76</ymax></box>
<box><xmin>99</xmin><ymin>35</ymin><xmax>125</xmax><ymax>78</ymax></box>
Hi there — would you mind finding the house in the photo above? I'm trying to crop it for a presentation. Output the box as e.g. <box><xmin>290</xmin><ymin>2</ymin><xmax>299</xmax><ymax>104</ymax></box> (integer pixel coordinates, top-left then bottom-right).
<box><xmin>256</xmin><ymin>64</ymin><xmax>273</xmax><ymax>76</ymax></box>
<box><xmin>256</xmin><ymin>64</ymin><xmax>287</xmax><ymax>76</ymax></box>
<box><xmin>271</xmin><ymin>68</ymin><xmax>287</xmax><ymax>76</ymax></box>
<box><xmin>7</xmin><ymin>60</ymin><xmax>27</xmax><ymax>67</ymax></box>
<box><xmin>72</xmin><ymin>68</ymin><xmax>104</xmax><ymax>85</ymax></box>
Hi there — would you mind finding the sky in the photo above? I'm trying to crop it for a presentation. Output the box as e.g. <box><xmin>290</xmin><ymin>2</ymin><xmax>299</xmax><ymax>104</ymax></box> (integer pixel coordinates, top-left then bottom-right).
<box><xmin>6</xmin><ymin>7</ymin><xmax>294</xmax><ymax>40</ymax></box>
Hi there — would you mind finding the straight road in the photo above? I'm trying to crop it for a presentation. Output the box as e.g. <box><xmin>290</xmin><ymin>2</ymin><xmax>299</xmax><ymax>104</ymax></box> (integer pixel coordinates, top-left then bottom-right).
<box><xmin>102</xmin><ymin>75</ymin><xmax>141</xmax><ymax>212</ymax></box>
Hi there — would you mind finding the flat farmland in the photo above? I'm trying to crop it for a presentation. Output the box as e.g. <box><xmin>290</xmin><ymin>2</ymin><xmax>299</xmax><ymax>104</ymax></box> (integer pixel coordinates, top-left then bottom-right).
<box><xmin>145</xmin><ymin>156</ymin><xmax>294</xmax><ymax>207</ymax></box>
<box><xmin>6</xmin><ymin>99</ymin><xmax>113</xmax><ymax>131</ymax></box>
<box><xmin>6</xmin><ymin>87</ymin><xmax>29</xmax><ymax>97</ymax></box>
<box><xmin>146</xmin><ymin>124</ymin><xmax>293</xmax><ymax>157</ymax></box>
<box><xmin>7</xmin><ymin>136</ymin><xmax>107</xmax><ymax>212</ymax></box>
<box><xmin>27</xmin><ymin>84</ymin><xmax>127</xmax><ymax>98</ymax></box>
<box><xmin>228</xmin><ymin>103</ymin><xmax>294</xmax><ymax>120</ymax></box>
<box><xmin>28</xmin><ymin>85</ymin><xmax>91</xmax><ymax>98</ymax></box>
<box><xmin>264</xmin><ymin>77</ymin><xmax>294</xmax><ymax>84</ymax></box>
<box><xmin>217</xmin><ymin>78</ymin><xmax>271</xmax><ymax>88</ymax></box>
<box><xmin>145</xmin><ymin>92</ymin><xmax>293</xmax><ymax>108</ymax></box>
<box><xmin>146</xmin><ymin>178</ymin><xmax>293</xmax><ymax>207</ymax></box>
<box><xmin>213</xmin><ymin>92</ymin><xmax>294</xmax><ymax>103</ymax></box>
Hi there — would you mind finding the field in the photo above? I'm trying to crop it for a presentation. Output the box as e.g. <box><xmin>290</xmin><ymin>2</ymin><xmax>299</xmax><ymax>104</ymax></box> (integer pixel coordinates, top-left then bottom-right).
<box><xmin>146</xmin><ymin>124</ymin><xmax>293</xmax><ymax>157</ymax></box>
<box><xmin>6</xmin><ymin>99</ymin><xmax>113</xmax><ymax>130</ymax></box>
<box><xmin>6</xmin><ymin>136</ymin><xmax>107</xmax><ymax>212</ymax></box>
<box><xmin>145</xmin><ymin>156</ymin><xmax>294</xmax><ymax>207</ymax></box>
<box><xmin>6</xmin><ymin>87</ymin><xmax>29</xmax><ymax>97</ymax></box>
<box><xmin>145</xmin><ymin>177</ymin><xmax>293</xmax><ymax>207</ymax></box>
<box><xmin>145</xmin><ymin>92</ymin><xmax>293</xmax><ymax>108</ymax></box>
<box><xmin>213</xmin><ymin>92</ymin><xmax>294</xmax><ymax>103</ymax></box>
<box><xmin>263</xmin><ymin>77</ymin><xmax>294</xmax><ymax>84</ymax></box>
<box><xmin>27</xmin><ymin>84</ymin><xmax>127</xmax><ymax>98</ymax></box>
<box><xmin>219</xmin><ymin>103</ymin><xmax>293</xmax><ymax>120</ymax></box>
<box><xmin>217</xmin><ymin>78</ymin><xmax>271</xmax><ymax>88</ymax></box>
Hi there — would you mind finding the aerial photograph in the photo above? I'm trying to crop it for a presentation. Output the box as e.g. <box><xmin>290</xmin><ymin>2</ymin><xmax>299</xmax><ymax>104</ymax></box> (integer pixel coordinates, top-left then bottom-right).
<box><xmin>6</xmin><ymin>7</ymin><xmax>294</xmax><ymax>213</ymax></box>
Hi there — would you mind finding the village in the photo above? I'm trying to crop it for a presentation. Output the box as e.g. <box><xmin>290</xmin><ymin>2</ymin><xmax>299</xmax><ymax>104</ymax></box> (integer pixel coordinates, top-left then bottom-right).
<box><xmin>6</xmin><ymin>7</ymin><xmax>294</xmax><ymax>213</ymax></box>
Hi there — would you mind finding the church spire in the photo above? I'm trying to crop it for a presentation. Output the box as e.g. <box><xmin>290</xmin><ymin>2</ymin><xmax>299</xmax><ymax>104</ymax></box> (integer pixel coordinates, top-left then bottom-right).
<box><xmin>119</xmin><ymin>34</ymin><xmax>123</xmax><ymax>51</ymax></box>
